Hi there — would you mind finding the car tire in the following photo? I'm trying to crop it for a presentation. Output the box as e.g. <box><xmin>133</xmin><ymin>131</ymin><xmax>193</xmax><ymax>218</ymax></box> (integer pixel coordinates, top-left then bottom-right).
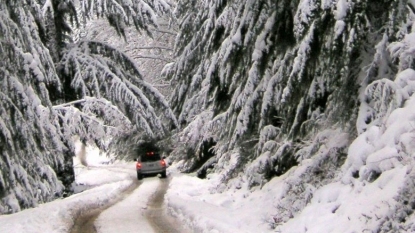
<box><xmin>137</xmin><ymin>172</ymin><xmax>143</xmax><ymax>180</ymax></box>
<box><xmin>160</xmin><ymin>171</ymin><xmax>167</xmax><ymax>179</ymax></box>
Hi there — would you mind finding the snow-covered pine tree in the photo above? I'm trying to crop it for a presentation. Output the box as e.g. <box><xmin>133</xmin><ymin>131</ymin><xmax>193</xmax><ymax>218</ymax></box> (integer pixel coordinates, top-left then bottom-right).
<box><xmin>165</xmin><ymin>0</ymin><xmax>408</xmax><ymax>186</ymax></box>
<box><xmin>0</xmin><ymin>0</ymin><xmax>176</xmax><ymax>214</ymax></box>
<box><xmin>79</xmin><ymin>11</ymin><xmax>177</xmax><ymax>99</ymax></box>
<box><xmin>1</xmin><ymin>0</ymin><xmax>70</xmax><ymax>214</ymax></box>
<box><xmin>67</xmin><ymin>12</ymin><xmax>179</xmax><ymax>159</ymax></box>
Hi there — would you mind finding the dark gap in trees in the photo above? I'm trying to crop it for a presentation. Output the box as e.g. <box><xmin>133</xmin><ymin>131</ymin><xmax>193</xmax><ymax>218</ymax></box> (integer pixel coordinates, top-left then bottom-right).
<box><xmin>134</xmin><ymin>141</ymin><xmax>161</xmax><ymax>157</ymax></box>
<box><xmin>312</xmin><ymin>90</ymin><xmax>330</xmax><ymax>113</ymax></box>
<box><xmin>240</xmin><ymin>24</ymin><xmax>248</xmax><ymax>43</ymax></box>
<box><xmin>269</xmin><ymin>108</ymin><xmax>284</xmax><ymax>128</ymax></box>
<box><xmin>367</xmin><ymin>0</ymin><xmax>393</xmax><ymax>31</ymax></box>
<box><xmin>52</xmin><ymin>0</ymin><xmax>73</xmax><ymax>60</ymax></box>
<box><xmin>367</xmin><ymin>170</ymin><xmax>381</xmax><ymax>182</ymax></box>
<box><xmin>212</xmin><ymin>26</ymin><xmax>225</xmax><ymax>51</ymax></box>
<box><xmin>320</xmin><ymin>9</ymin><xmax>333</xmax><ymax>33</ymax></box>
<box><xmin>352</xmin><ymin>170</ymin><xmax>359</xmax><ymax>178</ymax></box>
<box><xmin>214</xmin><ymin>86</ymin><xmax>231</xmax><ymax>115</ymax></box>
<box><xmin>211</xmin><ymin>72</ymin><xmax>231</xmax><ymax>116</ymax></box>
<box><xmin>56</xmin><ymin>150</ymin><xmax>75</xmax><ymax>197</ymax></box>
<box><xmin>187</xmin><ymin>139</ymin><xmax>216</xmax><ymax>179</ymax></box>
<box><xmin>215</xmin><ymin>0</ymin><xmax>228</xmax><ymax>16</ymax></box>
<box><xmin>248</xmin><ymin>99</ymin><xmax>261</xmax><ymax>134</ymax></box>
<box><xmin>335</xmin><ymin>48</ymin><xmax>361</xmax><ymax>125</ymax></box>
<box><xmin>257</xmin><ymin>10</ymin><xmax>280</xmax><ymax>77</ymax></box>
<box><xmin>272</xmin><ymin>145</ymin><xmax>298</xmax><ymax>177</ymax></box>
<box><xmin>35</xmin><ymin>18</ymin><xmax>48</xmax><ymax>45</ymax></box>
<box><xmin>275</xmin><ymin>8</ymin><xmax>295</xmax><ymax>52</ymax></box>
<box><xmin>309</xmin><ymin>25</ymin><xmax>321</xmax><ymax>63</ymax></box>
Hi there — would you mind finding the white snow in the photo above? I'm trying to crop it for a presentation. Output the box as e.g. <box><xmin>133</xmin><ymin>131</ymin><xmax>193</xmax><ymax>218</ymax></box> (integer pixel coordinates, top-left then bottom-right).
<box><xmin>334</xmin><ymin>0</ymin><xmax>350</xmax><ymax>20</ymax></box>
<box><xmin>0</xmin><ymin>144</ymin><xmax>154</xmax><ymax>233</ymax></box>
<box><xmin>0</xmin><ymin>179</ymin><xmax>133</xmax><ymax>233</ymax></box>
<box><xmin>95</xmin><ymin>180</ymin><xmax>159</xmax><ymax>233</ymax></box>
<box><xmin>2</xmin><ymin>62</ymin><xmax>415</xmax><ymax>233</ymax></box>
<box><xmin>165</xmin><ymin>69</ymin><xmax>415</xmax><ymax>232</ymax></box>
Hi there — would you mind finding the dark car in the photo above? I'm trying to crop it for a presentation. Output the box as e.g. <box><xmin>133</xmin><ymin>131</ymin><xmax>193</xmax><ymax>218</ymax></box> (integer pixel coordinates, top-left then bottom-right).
<box><xmin>136</xmin><ymin>151</ymin><xmax>167</xmax><ymax>180</ymax></box>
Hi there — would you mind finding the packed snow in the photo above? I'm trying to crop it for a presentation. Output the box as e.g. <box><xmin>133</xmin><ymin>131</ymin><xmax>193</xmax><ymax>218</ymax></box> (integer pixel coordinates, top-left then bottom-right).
<box><xmin>94</xmin><ymin>180</ymin><xmax>159</xmax><ymax>233</ymax></box>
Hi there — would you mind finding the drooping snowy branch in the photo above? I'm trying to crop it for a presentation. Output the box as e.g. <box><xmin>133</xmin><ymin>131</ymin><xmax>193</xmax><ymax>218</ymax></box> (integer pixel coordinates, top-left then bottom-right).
<box><xmin>53</xmin><ymin>97</ymin><xmax>133</xmax><ymax>145</ymax></box>
<box><xmin>79</xmin><ymin>0</ymin><xmax>173</xmax><ymax>37</ymax></box>
<box><xmin>0</xmin><ymin>0</ymin><xmax>177</xmax><ymax>214</ymax></box>
<box><xmin>166</xmin><ymin>0</ymin><xmax>414</xmax><ymax>186</ymax></box>
<box><xmin>59</xmin><ymin>40</ymin><xmax>177</xmax><ymax>137</ymax></box>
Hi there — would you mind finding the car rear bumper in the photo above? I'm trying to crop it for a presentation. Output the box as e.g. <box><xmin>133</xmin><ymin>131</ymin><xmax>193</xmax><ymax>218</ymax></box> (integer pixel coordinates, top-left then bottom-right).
<box><xmin>137</xmin><ymin>168</ymin><xmax>166</xmax><ymax>175</ymax></box>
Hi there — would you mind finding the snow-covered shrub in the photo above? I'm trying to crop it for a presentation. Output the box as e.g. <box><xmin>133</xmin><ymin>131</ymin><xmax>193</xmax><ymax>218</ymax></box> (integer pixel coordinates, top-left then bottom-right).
<box><xmin>167</xmin><ymin>110</ymin><xmax>219</xmax><ymax>173</ymax></box>
<box><xmin>257</xmin><ymin>125</ymin><xmax>280</xmax><ymax>154</ymax></box>
<box><xmin>389</xmin><ymin>33</ymin><xmax>415</xmax><ymax>71</ymax></box>
<box><xmin>385</xmin><ymin>168</ymin><xmax>415</xmax><ymax>232</ymax></box>
<box><xmin>357</xmin><ymin>78</ymin><xmax>405</xmax><ymax>134</ymax></box>
<box><xmin>347</xmin><ymin>68</ymin><xmax>415</xmax><ymax>184</ymax></box>
<box><xmin>268</xmin><ymin>129</ymin><xmax>350</xmax><ymax>224</ymax></box>
<box><xmin>245</xmin><ymin>151</ymin><xmax>274</xmax><ymax>188</ymax></box>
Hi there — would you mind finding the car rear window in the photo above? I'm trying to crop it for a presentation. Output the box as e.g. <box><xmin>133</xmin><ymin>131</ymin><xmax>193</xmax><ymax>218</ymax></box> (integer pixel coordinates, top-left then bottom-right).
<box><xmin>141</xmin><ymin>153</ymin><xmax>161</xmax><ymax>162</ymax></box>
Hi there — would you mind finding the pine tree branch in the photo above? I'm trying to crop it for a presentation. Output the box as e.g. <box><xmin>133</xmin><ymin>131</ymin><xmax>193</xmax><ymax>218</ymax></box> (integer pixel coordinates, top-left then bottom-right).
<box><xmin>124</xmin><ymin>46</ymin><xmax>173</xmax><ymax>52</ymax></box>
<box><xmin>154</xmin><ymin>29</ymin><xmax>177</xmax><ymax>35</ymax></box>
<box><xmin>53</xmin><ymin>99</ymin><xmax>88</xmax><ymax>108</ymax></box>
<box><xmin>53</xmin><ymin>105</ymin><xmax>117</xmax><ymax>129</ymax></box>
<box><xmin>152</xmin><ymin>84</ymin><xmax>171</xmax><ymax>87</ymax></box>
<box><xmin>131</xmin><ymin>55</ymin><xmax>172</xmax><ymax>62</ymax></box>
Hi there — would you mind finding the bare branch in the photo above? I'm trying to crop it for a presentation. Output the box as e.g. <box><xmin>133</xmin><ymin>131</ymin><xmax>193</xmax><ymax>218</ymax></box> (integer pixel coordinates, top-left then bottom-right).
<box><xmin>124</xmin><ymin>46</ymin><xmax>173</xmax><ymax>52</ymax></box>
<box><xmin>131</xmin><ymin>55</ymin><xmax>172</xmax><ymax>62</ymax></box>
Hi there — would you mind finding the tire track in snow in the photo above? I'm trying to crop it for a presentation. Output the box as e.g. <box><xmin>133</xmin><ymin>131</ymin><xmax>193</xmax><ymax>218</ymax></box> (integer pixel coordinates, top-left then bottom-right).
<box><xmin>146</xmin><ymin>178</ymin><xmax>190</xmax><ymax>233</ymax></box>
<box><xmin>70</xmin><ymin>179</ymin><xmax>140</xmax><ymax>233</ymax></box>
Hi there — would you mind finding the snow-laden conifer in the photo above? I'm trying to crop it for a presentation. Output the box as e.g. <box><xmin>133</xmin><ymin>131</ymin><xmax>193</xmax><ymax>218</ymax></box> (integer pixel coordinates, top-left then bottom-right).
<box><xmin>0</xmin><ymin>0</ymin><xmax>176</xmax><ymax>213</ymax></box>
<box><xmin>166</xmin><ymin>0</ymin><xmax>413</xmax><ymax>191</ymax></box>
<box><xmin>58</xmin><ymin>40</ymin><xmax>177</xmax><ymax>138</ymax></box>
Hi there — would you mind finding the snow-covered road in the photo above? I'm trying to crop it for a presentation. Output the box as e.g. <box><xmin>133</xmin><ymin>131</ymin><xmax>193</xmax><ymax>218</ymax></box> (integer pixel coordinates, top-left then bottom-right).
<box><xmin>145</xmin><ymin>179</ymin><xmax>184</xmax><ymax>233</ymax></box>
<box><xmin>0</xmin><ymin>143</ymin><xmax>282</xmax><ymax>233</ymax></box>
<box><xmin>70</xmin><ymin>164</ymin><xmax>186</xmax><ymax>233</ymax></box>
<box><xmin>0</xmin><ymin>156</ymin><xmax>186</xmax><ymax>233</ymax></box>
<box><xmin>71</xmin><ymin>178</ymin><xmax>141</xmax><ymax>233</ymax></box>
<box><xmin>93</xmin><ymin>177</ymin><xmax>158</xmax><ymax>233</ymax></box>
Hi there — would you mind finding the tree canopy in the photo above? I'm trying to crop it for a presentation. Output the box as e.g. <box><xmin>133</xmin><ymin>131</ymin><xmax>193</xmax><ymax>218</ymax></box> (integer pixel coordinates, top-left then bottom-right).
<box><xmin>0</xmin><ymin>0</ymin><xmax>176</xmax><ymax>213</ymax></box>
<box><xmin>165</xmin><ymin>0</ymin><xmax>408</xmax><ymax>186</ymax></box>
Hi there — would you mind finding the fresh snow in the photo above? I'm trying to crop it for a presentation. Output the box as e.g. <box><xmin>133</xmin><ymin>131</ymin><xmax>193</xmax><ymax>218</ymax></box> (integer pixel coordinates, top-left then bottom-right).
<box><xmin>2</xmin><ymin>63</ymin><xmax>415</xmax><ymax>233</ymax></box>
<box><xmin>0</xmin><ymin>144</ymin><xmax>155</xmax><ymax>233</ymax></box>
<box><xmin>165</xmin><ymin>69</ymin><xmax>415</xmax><ymax>232</ymax></box>
<box><xmin>95</xmin><ymin>180</ymin><xmax>159</xmax><ymax>233</ymax></box>
<box><xmin>0</xmin><ymin>179</ymin><xmax>133</xmax><ymax>233</ymax></box>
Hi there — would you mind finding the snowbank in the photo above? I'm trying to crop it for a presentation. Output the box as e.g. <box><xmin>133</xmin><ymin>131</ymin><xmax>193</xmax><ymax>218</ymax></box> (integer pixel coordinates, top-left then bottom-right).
<box><xmin>0</xmin><ymin>180</ymin><xmax>132</xmax><ymax>233</ymax></box>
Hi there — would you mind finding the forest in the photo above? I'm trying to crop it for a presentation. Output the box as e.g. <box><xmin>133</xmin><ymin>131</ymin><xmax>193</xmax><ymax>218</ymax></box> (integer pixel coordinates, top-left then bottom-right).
<box><xmin>2</xmin><ymin>1</ymin><xmax>415</xmax><ymax>230</ymax></box>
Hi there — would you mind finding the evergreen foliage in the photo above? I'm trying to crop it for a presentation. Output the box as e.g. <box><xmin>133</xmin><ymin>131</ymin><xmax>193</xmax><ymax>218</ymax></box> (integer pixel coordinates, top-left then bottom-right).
<box><xmin>166</xmin><ymin>0</ymin><xmax>410</xmax><ymax>186</ymax></box>
<box><xmin>0</xmin><ymin>0</ymin><xmax>175</xmax><ymax>214</ymax></box>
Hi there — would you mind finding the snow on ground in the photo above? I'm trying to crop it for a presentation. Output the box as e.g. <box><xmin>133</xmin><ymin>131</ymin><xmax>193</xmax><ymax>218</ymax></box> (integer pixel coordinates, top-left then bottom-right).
<box><xmin>165</xmin><ymin>150</ymin><xmax>408</xmax><ymax>233</ymax></box>
<box><xmin>72</xmin><ymin>144</ymin><xmax>133</xmax><ymax>192</ymax></box>
<box><xmin>95</xmin><ymin>178</ymin><xmax>160</xmax><ymax>233</ymax></box>
<box><xmin>0</xmin><ymin>143</ymin><xmax>159</xmax><ymax>233</ymax></box>
<box><xmin>165</xmin><ymin>170</ymin><xmax>278</xmax><ymax>233</ymax></box>
<box><xmin>0</xmin><ymin>179</ymin><xmax>133</xmax><ymax>233</ymax></box>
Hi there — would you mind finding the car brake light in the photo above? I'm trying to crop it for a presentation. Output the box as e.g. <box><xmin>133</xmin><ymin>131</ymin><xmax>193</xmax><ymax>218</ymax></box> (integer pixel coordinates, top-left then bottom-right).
<box><xmin>160</xmin><ymin>160</ymin><xmax>166</xmax><ymax>167</ymax></box>
<box><xmin>136</xmin><ymin>162</ymin><xmax>142</xmax><ymax>169</ymax></box>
